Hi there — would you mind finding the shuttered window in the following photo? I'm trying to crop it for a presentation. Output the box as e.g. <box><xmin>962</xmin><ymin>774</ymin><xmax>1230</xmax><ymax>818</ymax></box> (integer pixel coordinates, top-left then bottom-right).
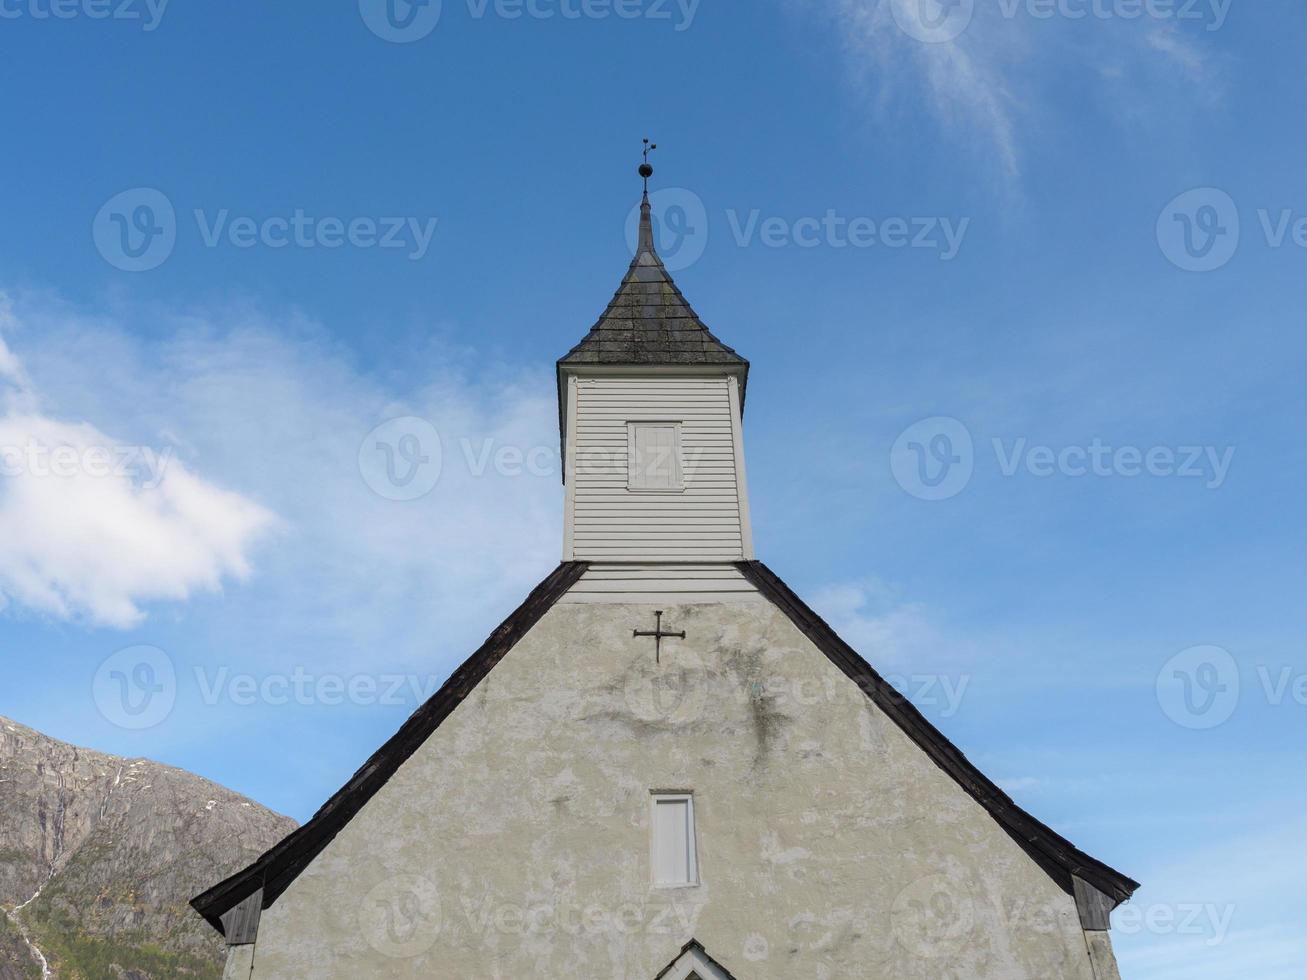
<box><xmin>628</xmin><ymin>422</ymin><xmax>683</xmax><ymax>491</ymax></box>
<box><xmin>651</xmin><ymin>793</ymin><xmax>698</xmax><ymax>886</ymax></box>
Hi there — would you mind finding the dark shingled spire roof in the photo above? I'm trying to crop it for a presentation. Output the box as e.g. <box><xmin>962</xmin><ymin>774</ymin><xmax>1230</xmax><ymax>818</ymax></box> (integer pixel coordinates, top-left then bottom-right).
<box><xmin>558</xmin><ymin>192</ymin><xmax>748</xmax><ymax>370</ymax></box>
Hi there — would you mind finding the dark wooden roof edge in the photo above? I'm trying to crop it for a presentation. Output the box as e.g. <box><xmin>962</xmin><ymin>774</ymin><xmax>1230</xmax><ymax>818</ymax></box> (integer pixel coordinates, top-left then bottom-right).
<box><xmin>190</xmin><ymin>561</ymin><xmax>591</xmax><ymax>936</ymax></box>
<box><xmin>651</xmin><ymin>939</ymin><xmax>741</xmax><ymax>980</ymax></box>
<box><xmin>735</xmin><ymin>559</ymin><xmax>1141</xmax><ymax>908</ymax></box>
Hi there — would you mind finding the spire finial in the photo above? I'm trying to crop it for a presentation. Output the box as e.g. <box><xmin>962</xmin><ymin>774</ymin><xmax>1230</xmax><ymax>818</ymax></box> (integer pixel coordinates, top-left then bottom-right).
<box><xmin>639</xmin><ymin>138</ymin><xmax>656</xmax><ymax>197</ymax></box>
<box><xmin>636</xmin><ymin>138</ymin><xmax>657</xmax><ymax>254</ymax></box>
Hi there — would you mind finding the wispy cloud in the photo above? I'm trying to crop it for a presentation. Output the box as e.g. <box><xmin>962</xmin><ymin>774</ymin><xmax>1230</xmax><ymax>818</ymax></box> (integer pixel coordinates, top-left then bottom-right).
<box><xmin>807</xmin><ymin>576</ymin><xmax>974</xmax><ymax>672</ymax></box>
<box><xmin>816</xmin><ymin>0</ymin><xmax>1225</xmax><ymax>180</ymax></box>
<box><xmin>826</xmin><ymin>0</ymin><xmax>1025</xmax><ymax>177</ymax></box>
<box><xmin>1116</xmin><ymin>814</ymin><xmax>1307</xmax><ymax>980</ymax></box>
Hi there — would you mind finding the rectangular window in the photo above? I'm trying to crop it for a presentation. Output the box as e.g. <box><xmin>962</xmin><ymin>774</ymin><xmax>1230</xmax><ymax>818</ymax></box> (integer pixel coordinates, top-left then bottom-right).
<box><xmin>628</xmin><ymin>422</ymin><xmax>683</xmax><ymax>491</ymax></box>
<box><xmin>651</xmin><ymin>793</ymin><xmax>698</xmax><ymax>887</ymax></box>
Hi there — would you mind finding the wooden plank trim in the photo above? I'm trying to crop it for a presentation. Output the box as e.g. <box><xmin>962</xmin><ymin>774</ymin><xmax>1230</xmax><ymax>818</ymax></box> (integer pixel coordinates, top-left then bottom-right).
<box><xmin>727</xmin><ymin>375</ymin><xmax>754</xmax><ymax>559</ymax></box>
<box><xmin>219</xmin><ymin>887</ymin><xmax>262</xmax><ymax>945</ymax></box>
<box><xmin>1074</xmin><ymin>875</ymin><xmax>1116</xmax><ymax>931</ymax></box>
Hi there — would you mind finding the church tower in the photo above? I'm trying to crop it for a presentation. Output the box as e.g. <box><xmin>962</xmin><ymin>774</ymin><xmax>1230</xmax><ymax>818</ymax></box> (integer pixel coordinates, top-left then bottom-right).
<box><xmin>193</xmin><ymin>153</ymin><xmax>1139</xmax><ymax>980</ymax></box>
<box><xmin>557</xmin><ymin>150</ymin><xmax>761</xmax><ymax>603</ymax></box>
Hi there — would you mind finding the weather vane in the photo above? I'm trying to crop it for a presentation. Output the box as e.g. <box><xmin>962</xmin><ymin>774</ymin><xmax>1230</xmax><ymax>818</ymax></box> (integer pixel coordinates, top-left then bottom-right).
<box><xmin>640</xmin><ymin>138</ymin><xmax>657</xmax><ymax>193</ymax></box>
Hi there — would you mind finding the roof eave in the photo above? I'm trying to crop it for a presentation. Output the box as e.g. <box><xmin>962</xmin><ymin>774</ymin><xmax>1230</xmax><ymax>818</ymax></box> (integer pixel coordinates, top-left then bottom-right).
<box><xmin>735</xmin><ymin>559</ymin><xmax>1141</xmax><ymax>910</ymax></box>
<box><xmin>190</xmin><ymin>561</ymin><xmax>591</xmax><ymax>936</ymax></box>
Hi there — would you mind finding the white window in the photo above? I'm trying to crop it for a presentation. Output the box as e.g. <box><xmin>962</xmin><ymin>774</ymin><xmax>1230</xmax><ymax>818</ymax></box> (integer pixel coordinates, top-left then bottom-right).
<box><xmin>651</xmin><ymin>793</ymin><xmax>698</xmax><ymax>887</ymax></box>
<box><xmin>628</xmin><ymin>422</ymin><xmax>683</xmax><ymax>491</ymax></box>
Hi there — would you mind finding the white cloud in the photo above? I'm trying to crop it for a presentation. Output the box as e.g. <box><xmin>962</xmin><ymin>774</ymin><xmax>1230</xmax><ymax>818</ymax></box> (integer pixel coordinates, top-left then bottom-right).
<box><xmin>0</xmin><ymin>300</ymin><xmax>274</xmax><ymax>628</ymax></box>
<box><xmin>1</xmin><ymin>292</ymin><xmax>562</xmax><ymax>664</ymax></box>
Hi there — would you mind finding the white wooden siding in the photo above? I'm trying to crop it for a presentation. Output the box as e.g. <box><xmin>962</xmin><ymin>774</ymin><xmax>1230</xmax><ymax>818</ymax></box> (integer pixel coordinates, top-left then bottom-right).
<box><xmin>567</xmin><ymin>377</ymin><xmax>747</xmax><ymax>561</ymax></box>
<box><xmin>560</xmin><ymin>563</ymin><xmax>760</xmax><ymax>604</ymax></box>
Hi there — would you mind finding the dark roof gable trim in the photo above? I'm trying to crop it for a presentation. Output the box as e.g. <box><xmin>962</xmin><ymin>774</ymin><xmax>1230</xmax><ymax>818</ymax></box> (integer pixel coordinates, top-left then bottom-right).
<box><xmin>736</xmin><ymin>559</ymin><xmax>1139</xmax><ymax>908</ymax></box>
<box><xmin>190</xmin><ymin>561</ymin><xmax>590</xmax><ymax>937</ymax></box>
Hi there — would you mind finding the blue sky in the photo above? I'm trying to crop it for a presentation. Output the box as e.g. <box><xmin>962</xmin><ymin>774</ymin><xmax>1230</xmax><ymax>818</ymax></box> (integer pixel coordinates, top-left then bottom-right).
<box><xmin>2</xmin><ymin>1</ymin><xmax>1304</xmax><ymax>976</ymax></box>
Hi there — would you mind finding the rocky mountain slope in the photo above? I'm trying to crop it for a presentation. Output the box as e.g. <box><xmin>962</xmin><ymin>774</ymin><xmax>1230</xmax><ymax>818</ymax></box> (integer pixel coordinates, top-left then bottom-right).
<box><xmin>0</xmin><ymin>717</ymin><xmax>296</xmax><ymax>980</ymax></box>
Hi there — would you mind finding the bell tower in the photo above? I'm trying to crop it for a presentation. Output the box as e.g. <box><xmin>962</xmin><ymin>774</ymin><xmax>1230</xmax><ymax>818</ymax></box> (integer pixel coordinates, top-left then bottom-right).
<box><xmin>557</xmin><ymin>145</ymin><xmax>753</xmax><ymax>565</ymax></box>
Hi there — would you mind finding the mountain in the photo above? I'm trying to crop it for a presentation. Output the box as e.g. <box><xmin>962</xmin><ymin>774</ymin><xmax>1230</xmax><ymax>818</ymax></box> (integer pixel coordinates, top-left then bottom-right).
<box><xmin>0</xmin><ymin>717</ymin><xmax>296</xmax><ymax>980</ymax></box>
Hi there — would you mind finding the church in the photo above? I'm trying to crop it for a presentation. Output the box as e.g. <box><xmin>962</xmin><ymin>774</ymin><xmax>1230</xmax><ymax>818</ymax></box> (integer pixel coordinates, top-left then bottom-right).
<box><xmin>193</xmin><ymin>159</ymin><xmax>1139</xmax><ymax>979</ymax></box>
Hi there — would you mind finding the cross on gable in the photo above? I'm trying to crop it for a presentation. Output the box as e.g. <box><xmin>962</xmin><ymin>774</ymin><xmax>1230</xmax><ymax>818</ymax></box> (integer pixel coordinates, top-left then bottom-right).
<box><xmin>633</xmin><ymin>610</ymin><xmax>686</xmax><ymax>663</ymax></box>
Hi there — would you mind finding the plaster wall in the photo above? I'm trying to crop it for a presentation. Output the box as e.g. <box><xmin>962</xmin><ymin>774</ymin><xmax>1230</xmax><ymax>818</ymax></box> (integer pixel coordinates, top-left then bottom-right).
<box><xmin>249</xmin><ymin>598</ymin><xmax>1100</xmax><ymax>979</ymax></box>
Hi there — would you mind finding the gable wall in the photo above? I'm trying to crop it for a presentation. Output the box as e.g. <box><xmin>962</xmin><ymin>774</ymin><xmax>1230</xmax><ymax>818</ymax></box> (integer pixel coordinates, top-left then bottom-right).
<box><xmin>248</xmin><ymin>599</ymin><xmax>1098</xmax><ymax>979</ymax></box>
<box><xmin>566</xmin><ymin>376</ymin><xmax>749</xmax><ymax>561</ymax></box>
